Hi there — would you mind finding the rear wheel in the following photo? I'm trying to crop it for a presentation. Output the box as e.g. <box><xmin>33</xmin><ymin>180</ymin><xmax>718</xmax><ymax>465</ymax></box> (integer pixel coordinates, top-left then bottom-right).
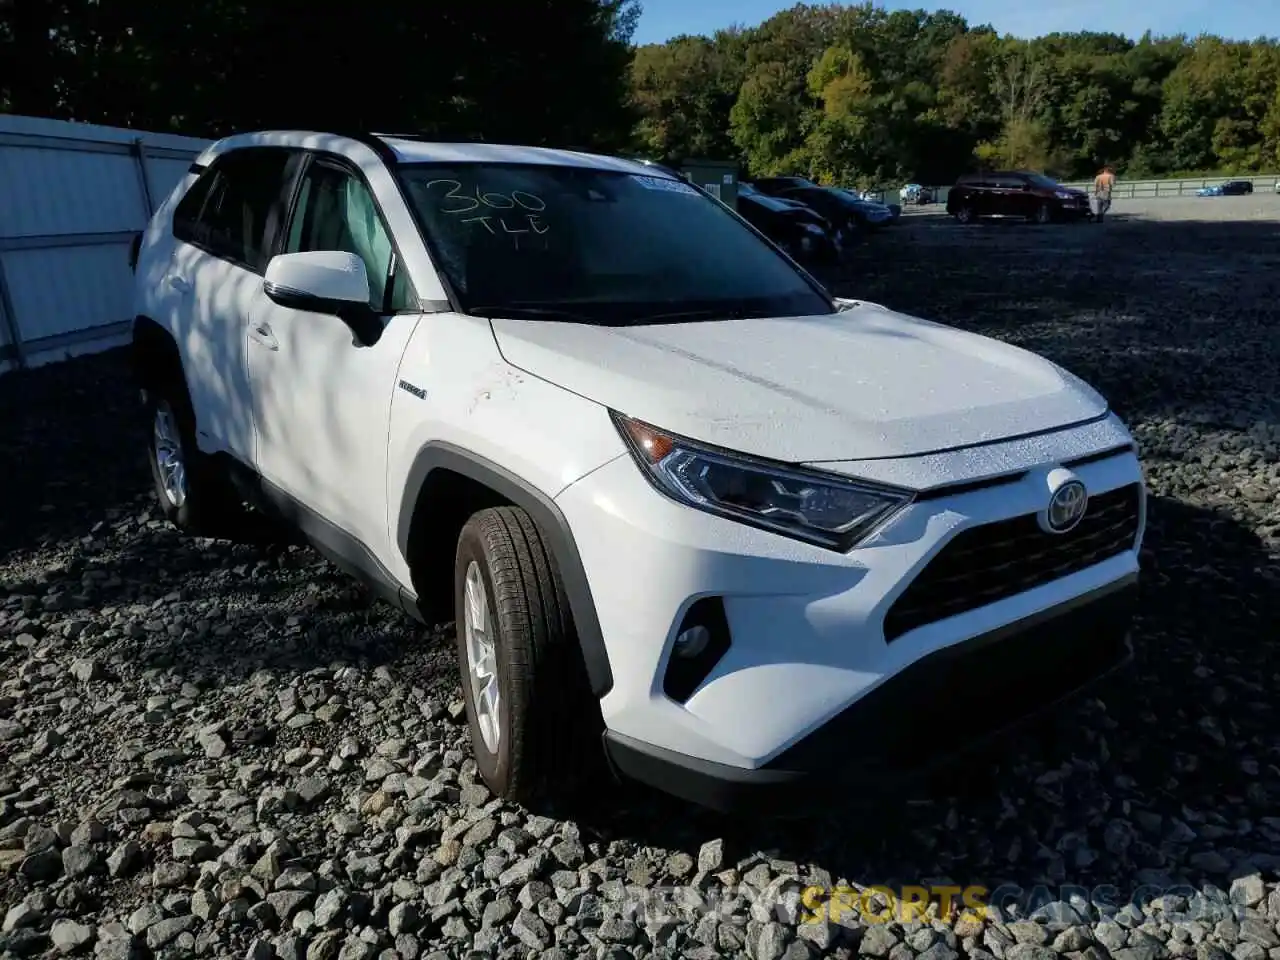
<box><xmin>955</xmin><ymin>205</ymin><xmax>976</xmax><ymax>224</ymax></box>
<box><xmin>453</xmin><ymin>507</ymin><xmax>600</xmax><ymax>804</ymax></box>
<box><xmin>145</xmin><ymin>379</ymin><xmax>249</xmax><ymax>538</ymax></box>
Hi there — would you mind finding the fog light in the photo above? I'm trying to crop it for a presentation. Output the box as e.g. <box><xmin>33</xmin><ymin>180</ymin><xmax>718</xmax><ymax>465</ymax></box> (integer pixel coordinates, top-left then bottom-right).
<box><xmin>673</xmin><ymin>625</ymin><xmax>711</xmax><ymax>659</ymax></box>
<box><xmin>663</xmin><ymin>598</ymin><xmax>733</xmax><ymax>703</ymax></box>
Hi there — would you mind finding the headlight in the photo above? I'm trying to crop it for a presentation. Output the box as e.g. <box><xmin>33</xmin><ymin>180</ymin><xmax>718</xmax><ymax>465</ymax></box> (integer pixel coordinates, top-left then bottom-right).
<box><xmin>1054</xmin><ymin>190</ymin><xmax>1074</xmax><ymax>199</ymax></box>
<box><xmin>611</xmin><ymin>413</ymin><xmax>914</xmax><ymax>551</ymax></box>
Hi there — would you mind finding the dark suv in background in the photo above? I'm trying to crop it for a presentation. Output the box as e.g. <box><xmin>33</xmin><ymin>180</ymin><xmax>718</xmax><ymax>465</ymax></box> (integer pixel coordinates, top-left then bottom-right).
<box><xmin>736</xmin><ymin>182</ymin><xmax>841</xmax><ymax>263</ymax></box>
<box><xmin>947</xmin><ymin>171</ymin><xmax>1090</xmax><ymax>224</ymax></box>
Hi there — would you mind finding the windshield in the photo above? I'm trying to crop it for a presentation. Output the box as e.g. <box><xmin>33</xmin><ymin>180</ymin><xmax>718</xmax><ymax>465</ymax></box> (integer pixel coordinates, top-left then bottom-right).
<box><xmin>1024</xmin><ymin>173</ymin><xmax>1060</xmax><ymax>189</ymax></box>
<box><xmin>744</xmin><ymin>189</ymin><xmax>798</xmax><ymax>213</ymax></box>
<box><xmin>398</xmin><ymin>163</ymin><xmax>832</xmax><ymax>323</ymax></box>
<box><xmin>837</xmin><ymin>189</ymin><xmax>875</xmax><ymax>204</ymax></box>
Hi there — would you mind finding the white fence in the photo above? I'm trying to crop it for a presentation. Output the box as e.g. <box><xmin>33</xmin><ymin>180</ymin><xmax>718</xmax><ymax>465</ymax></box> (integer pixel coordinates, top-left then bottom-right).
<box><xmin>0</xmin><ymin>115</ymin><xmax>211</xmax><ymax>373</ymax></box>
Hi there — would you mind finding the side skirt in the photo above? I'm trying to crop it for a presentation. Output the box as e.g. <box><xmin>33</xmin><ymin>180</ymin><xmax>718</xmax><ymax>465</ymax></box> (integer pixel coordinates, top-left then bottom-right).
<box><xmin>215</xmin><ymin>453</ymin><xmax>428</xmax><ymax>626</ymax></box>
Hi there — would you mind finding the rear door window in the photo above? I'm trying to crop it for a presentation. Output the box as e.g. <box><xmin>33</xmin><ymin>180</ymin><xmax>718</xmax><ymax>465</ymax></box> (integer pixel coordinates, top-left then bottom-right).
<box><xmin>174</xmin><ymin>148</ymin><xmax>294</xmax><ymax>272</ymax></box>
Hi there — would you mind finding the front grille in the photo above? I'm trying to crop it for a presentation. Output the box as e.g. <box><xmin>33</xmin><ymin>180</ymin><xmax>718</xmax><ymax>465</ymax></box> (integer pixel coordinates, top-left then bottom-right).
<box><xmin>882</xmin><ymin>483</ymin><xmax>1142</xmax><ymax>642</ymax></box>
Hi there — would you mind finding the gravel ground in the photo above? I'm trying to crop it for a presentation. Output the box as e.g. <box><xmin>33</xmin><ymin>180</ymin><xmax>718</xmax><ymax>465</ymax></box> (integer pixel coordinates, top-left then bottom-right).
<box><xmin>2</xmin><ymin>210</ymin><xmax>1279</xmax><ymax>960</ymax></box>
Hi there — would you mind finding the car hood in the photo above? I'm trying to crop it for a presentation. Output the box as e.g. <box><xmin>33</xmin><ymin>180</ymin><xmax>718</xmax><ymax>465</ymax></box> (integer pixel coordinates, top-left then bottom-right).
<box><xmin>488</xmin><ymin>301</ymin><xmax>1109</xmax><ymax>463</ymax></box>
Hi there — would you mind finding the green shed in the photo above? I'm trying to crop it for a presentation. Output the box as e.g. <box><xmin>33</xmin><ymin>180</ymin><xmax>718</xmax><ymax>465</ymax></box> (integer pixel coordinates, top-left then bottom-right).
<box><xmin>679</xmin><ymin>159</ymin><xmax>739</xmax><ymax>208</ymax></box>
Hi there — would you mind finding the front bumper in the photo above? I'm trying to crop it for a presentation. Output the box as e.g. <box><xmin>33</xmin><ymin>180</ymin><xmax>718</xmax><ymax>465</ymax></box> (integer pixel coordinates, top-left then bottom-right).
<box><xmin>604</xmin><ymin>576</ymin><xmax>1135</xmax><ymax>813</ymax></box>
<box><xmin>554</xmin><ymin>415</ymin><xmax>1146</xmax><ymax>793</ymax></box>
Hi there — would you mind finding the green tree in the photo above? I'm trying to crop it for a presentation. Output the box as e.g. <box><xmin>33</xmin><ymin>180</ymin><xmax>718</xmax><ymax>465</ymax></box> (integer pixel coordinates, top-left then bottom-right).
<box><xmin>805</xmin><ymin>45</ymin><xmax>876</xmax><ymax>183</ymax></box>
<box><xmin>0</xmin><ymin>0</ymin><xmax>643</xmax><ymax>149</ymax></box>
<box><xmin>1159</xmin><ymin>37</ymin><xmax>1280</xmax><ymax>172</ymax></box>
<box><xmin>630</xmin><ymin>33</ymin><xmax>743</xmax><ymax>160</ymax></box>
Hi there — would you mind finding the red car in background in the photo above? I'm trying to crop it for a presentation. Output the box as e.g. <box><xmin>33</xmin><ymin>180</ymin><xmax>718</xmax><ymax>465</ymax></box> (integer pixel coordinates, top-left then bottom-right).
<box><xmin>947</xmin><ymin>171</ymin><xmax>1091</xmax><ymax>224</ymax></box>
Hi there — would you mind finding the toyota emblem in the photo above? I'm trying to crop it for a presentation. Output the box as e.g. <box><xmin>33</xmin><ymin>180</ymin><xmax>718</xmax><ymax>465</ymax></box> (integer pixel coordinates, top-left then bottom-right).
<box><xmin>1045</xmin><ymin>478</ymin><xmax>1089</xmax><ymax>534</ymax></box>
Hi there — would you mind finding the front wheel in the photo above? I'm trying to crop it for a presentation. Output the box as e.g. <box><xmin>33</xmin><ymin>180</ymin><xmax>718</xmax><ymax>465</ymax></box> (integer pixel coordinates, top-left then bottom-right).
<box><xmin>955</xmin><ymin>205</ymin><xmax>976</xmax><ymax>224</ymax></box>
<box><xmin>1033</xmin><ymin>203</ymin><xmax>1053</xmax><ymax>224</ymax></box>
<box><xmin>453</xmin><ymin>507</ymin><xmax>600</xmax><ymax>804</ymax></box>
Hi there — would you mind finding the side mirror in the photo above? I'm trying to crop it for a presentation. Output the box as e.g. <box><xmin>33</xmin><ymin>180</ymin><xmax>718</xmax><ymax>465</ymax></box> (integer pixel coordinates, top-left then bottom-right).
<box><xmin>263</xmin><ymin>251</ymin><xmax>382</xmax><ymax>346</ymax></box>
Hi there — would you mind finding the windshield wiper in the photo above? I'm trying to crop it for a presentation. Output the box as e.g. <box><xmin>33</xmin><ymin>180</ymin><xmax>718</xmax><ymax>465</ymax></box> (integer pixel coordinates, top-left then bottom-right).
<box><xmin>466</xmin><ymin>305</ymin><xmax>597</xmax><ymax>323</ymax></box>
<box><xmin>630</xmin><ymin>306</ymin><xmax>751</xmax><ymax>324</ymax></box>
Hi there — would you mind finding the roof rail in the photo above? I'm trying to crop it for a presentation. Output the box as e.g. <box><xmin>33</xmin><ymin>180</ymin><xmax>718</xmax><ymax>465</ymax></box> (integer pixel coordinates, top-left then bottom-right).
<box><xmin>322</xmin><ymin>130</ymin><xmax>401</xmax><ymax>164</ymax></box>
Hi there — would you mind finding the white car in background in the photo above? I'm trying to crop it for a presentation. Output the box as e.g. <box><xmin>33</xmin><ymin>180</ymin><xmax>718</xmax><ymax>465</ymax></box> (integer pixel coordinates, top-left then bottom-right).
<box><xmin>129</xmin><ymin>130</ymin><xmax>1146</xmax><ymax>811</ymax></box>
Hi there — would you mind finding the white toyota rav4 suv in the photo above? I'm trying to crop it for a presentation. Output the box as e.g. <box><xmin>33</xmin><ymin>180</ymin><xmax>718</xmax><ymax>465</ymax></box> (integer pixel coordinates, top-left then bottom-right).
<box><xmin>130</xmin><ymin>131</ymin><xmax>1145</xmax><ymax>812</ymax></box>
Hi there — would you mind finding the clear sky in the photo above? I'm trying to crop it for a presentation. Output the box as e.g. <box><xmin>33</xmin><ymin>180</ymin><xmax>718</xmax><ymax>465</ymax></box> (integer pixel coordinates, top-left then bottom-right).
<box><xmin>632</xmin><ymin>0</ymin><xmax>1271</xmax><ymax>46</ymax></box>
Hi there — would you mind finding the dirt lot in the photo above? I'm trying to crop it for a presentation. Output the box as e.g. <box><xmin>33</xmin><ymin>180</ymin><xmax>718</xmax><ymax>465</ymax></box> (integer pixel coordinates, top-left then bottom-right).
<box><xmin>1</xmin><ymin>208</ymin><xmax>1278</xmax><ymax>959</ymax></box>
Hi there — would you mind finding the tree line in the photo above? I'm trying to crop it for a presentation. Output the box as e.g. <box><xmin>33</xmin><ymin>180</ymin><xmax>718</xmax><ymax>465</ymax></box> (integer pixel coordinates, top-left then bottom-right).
<box><xmin>0</xmin><ymin>0</ymin><xmax>641</xmax><ymax>149</ymax></box>
<box><xmin>630</xmin><ymin>4</ymin><xmax>1280</xmax><ymax>185</ymax></box>
<box><xmin>3</xmin><ymin>0</ymin><xmax>1277</xmax><ymax>187</ymax></box>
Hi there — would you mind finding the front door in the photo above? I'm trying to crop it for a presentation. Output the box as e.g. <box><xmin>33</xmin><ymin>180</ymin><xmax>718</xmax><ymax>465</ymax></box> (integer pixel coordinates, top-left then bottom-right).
<box><xmin>247</xmin><ymin>156</ymin><xmax>421</xmax><ymax>563</ymax></box>
<box><xmin>990</xmin><ymin>174</ymin><xmax>1030</xmax><ymax>217</ymax></box>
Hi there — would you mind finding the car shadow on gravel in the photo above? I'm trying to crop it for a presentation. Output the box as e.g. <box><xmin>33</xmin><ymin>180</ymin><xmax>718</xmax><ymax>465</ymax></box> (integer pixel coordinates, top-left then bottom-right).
<box><xmin>0</xmin><ymin>348</ymin><xmax>440</xmax><ymax>683</ymax></box>
<box><xmin>566</xmin><ymin>492</ymin><xmax>1279</xmax><ymax>909</ymax></box>
<box><xmin>0</xmin><ymin>349</ymin><xmax>151</xmax><ymax>563</ymax></box>
<box><xmin>817</xmin><ymin>216</ymin><xmax>1280</xmax><ymax>435</ymax></box>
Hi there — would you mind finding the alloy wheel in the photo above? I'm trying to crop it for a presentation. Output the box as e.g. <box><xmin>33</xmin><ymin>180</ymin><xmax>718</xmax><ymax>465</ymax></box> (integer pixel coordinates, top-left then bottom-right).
<box><xmin>153</xmin><ymin>401</ymin><xmax>188</xmax><ymax>508</ymax></box>
<box><xmin>463</xmin><ymin>561</ymin><xmax>501</xmax><ymax>753</ymax></box>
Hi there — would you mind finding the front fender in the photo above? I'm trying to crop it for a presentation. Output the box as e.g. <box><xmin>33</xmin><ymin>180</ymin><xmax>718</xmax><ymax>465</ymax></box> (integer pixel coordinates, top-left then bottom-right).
<box><xmin>395</xmin><ymin>442</ymin><xmax>616</xmax><ymax>697</ymax></box>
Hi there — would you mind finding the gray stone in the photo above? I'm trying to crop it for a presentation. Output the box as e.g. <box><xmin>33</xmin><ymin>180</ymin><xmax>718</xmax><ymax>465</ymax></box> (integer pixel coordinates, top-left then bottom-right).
<box><xmin>698</xmin><ymin>839</ymin><xmax>725</xmax><ymax>874</ymax></box>
<box><xmin>512</xmin><ymin>908</ymin><xmax>553</xmax><ymax>950</ymax></box>
<box><xmin>50</xmin><ymin>919</ymin><xmax>94</xmax><ymax>954</ymax></box>
<box><xmin>62</xmin><ymin>844</ymin><xmax>102</xmax><ymax>877</ymax></box>
<box><xmin>861</xmin><ymin>926</ymin><xmax>900</xmax><ymax>957</ymax></box>
<box><xmin>144</xmin><ymin>916</ymin><xmax>198</xmax><ymax>951</ymax></box>
<box><xmin>107</xmin><ymin>841</ymin><xmax>143</xmax><ymax>878</ymax></box>
<box><xmin>1239</xmin><ymin>920</ymin><xmax>1280</xmax><ymax>949</ymax></box>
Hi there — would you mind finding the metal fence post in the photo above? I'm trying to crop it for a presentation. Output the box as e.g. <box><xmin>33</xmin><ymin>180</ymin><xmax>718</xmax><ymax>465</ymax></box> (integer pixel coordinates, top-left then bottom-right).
<box><xmin>0</xmin><ymin>254</ymin><xmax>25</xmax><ymax>370</ymax></box>
<box><xmin>131</xmin><ymin>137</ymin><xmax>155</xmax><ymax>218</ymax></box>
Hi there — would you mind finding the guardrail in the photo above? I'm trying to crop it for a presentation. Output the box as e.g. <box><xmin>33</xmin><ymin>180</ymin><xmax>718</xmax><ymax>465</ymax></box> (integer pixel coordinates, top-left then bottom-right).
<box><xmin>860</xmin><ymin>175</ymin><xmax>1280</xmax><ymax>206</ymax></box>
<box><xmin>1058</xmin><ymin>176</ymin><xmax>1280</xmax><ymax>198</ymax></box>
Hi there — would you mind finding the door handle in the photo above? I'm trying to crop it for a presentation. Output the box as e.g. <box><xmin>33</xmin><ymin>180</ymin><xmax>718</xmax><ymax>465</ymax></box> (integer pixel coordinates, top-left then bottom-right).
<box><xmin>249</xmin><ymin>322</ymin><xmax>279</xmax><ymax>351</ymax></box>
<box><xmin>168</xmin><ymin>274</ymin><xmax>192</xmax><ymax>294</ymax></box>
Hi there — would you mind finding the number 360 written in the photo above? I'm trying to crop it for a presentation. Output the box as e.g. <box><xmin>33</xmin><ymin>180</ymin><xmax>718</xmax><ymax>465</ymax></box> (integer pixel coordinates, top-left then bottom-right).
<box><xmin>425</xmin><ymin>179</ymin><xmax>549</xmax><ymax>237</ymax></box>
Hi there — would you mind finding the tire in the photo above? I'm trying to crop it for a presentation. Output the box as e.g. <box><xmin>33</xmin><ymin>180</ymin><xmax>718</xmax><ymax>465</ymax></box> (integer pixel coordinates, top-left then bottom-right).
<box><xmin>453</xmin><ymin>506</ymin><xmax>600</xmax><ymax>804</ymax></box>
<box><xmin>144</xmin><ymin>375</ymin><xmax>248</xmax><ymax>538</ymax></box>
<box><xmin>955</xmin><ymin>205</ymin><xmax>975</xmax><ymax>224</ymax></box>
<box><xmin>1033</xmin><ymin>203</ymin><xmax>1053</xmax><ymax>224</ymax></box>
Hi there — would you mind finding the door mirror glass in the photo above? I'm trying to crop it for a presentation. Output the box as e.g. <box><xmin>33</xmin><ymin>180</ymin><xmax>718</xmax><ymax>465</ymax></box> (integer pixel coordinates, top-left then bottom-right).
<box><xmin>264</xmin><ymin>251</ymin><xmax>382</xmax><ymax>346</ymax></box>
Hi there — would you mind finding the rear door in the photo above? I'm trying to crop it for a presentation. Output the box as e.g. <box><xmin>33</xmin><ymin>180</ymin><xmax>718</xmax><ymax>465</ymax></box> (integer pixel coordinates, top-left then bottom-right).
<box><xmin>951</xmin><ymin>175</ymin><xmax>985</xmax><ymax>215</ymax></box>
<box><xmin>167</xmin><ymin>148</ymin><xmax>298</xmax><ymax>462</ymax></box>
